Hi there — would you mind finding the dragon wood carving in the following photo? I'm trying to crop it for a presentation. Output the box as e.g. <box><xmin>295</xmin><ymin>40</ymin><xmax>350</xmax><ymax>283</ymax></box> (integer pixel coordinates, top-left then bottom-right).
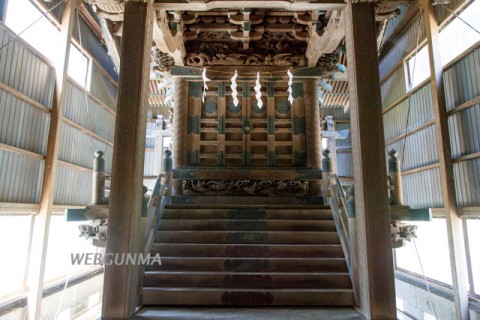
<box><xmin>182</xmin><ymin>180</ymin><xmax>309</xmax><ymax>196</ymax></box>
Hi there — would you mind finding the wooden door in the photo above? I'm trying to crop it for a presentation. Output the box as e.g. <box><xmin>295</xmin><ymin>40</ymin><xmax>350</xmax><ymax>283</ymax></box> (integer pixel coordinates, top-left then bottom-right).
<box><xmin>187</xmin><ymin>80</ymin><xmax>306</xmax><ymax>168</ymax></box>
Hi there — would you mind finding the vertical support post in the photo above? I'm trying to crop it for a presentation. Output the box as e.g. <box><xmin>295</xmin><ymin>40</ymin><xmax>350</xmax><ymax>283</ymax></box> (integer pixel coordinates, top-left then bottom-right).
<box><xmin>172</xmin><ymin>77</ymin><xmax>188</xmax><ymax>195</ymax></box>
<box><xmin>162</xmin><ymin>149</ymin><xmax>173</xmax><ymax>197</ymax></box>
<box><xmin>304</xmin><ymin>79</ymin><xmax>322</xmax><ymax>195</ymax></box>
<box><xmin>421</xmin><ymin>0</ymin><xmax>469</xmax><ymax>318</ymax></box>
<box><xmin>345</xmin><ymin>2</ymin><xmax>396</xmax><ymax>318</ymax></box>
<box><xmin>326</xmin><ymin>116</ymin><xmax>337</xmax><ymax>173</ymax></box>
<box><xmin>91</xmin><ymin>151</ymin><xmax>106</xmax><ymax>205</ymax></box>
<box><xmin>26</xmin><ymin>2</ymin><xmax>78</xmax><ymax>319</ymax></box>
<box><xmin>322</xmin><ymin>149</ymin><xmax>333</xmax><ymax>205</ymax></box>
<box><xmin>101</xmin><ymin>2</ymin><xmax>153</xmax><ymax>318</ymax></box>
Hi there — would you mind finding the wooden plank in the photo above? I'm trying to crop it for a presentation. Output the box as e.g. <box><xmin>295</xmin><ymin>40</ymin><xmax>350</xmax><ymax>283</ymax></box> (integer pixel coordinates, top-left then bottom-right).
<box><xmin>447</xmin><ymin>95</ymin><xmax>480</xmax><ymax>116</ymax></box>
<box><xmin>452</xmin><ymin>151</ymin><xmax>480</xmax><ymax>163</ymax></box>
<box><xmin>421</xmin><ymin>0</ymin><xmax>469</xmax><ymax>318</ymax></box>
<box><xmin>0</xmin><ymin>142</ymin><xmax>44</xmax><ymax>160</ymax></box>
<box><xmin>58</xmin><ymin>159</ymin><xmax>92</xmax><ymax>173</ymax></box>
<box><xmin>63</xmin><ymin>117</ymin><xmax>114</xmax><ymax>147</ymax></box>
<box><xmin>385</xmin><ymin>120</ymin><xmax>435</xmax><ymax>145</ymax></box>
<box><xmin>0</xmin><ymin>202</ymin><xmax>39</xmax><ymax>213</ymax></box>
<box><xmin>27</xmin><ymin>2</ymin><xmax>79</xmax><ymax>319</ymax></box>
<box><xmin>0</xmin><ymin>82</ymin><xmax>50</xmax><ymax>113</ymax></box>
<box><xmin>153</xmin><ymin>1</ymin><xmax>346</xmax><ymax>11</ymax></box>
<box><xmin>67</xmin><ymin>78</ymin><xmax>116</xmax><ymax>115</ymax></box>
<box><xmin>102</xmin><ymin>2</ymin><xmax>153</xmax><ymax>319</ymax></box>
<box><xmin>401</xmin><ymin>162</ymin><xmax>440</xmax><ymax>176</ymax></box>
<box><xmin>345</xmin><ymin>3</ymin><xmax>396</xmax><ymax>318</ymax></box>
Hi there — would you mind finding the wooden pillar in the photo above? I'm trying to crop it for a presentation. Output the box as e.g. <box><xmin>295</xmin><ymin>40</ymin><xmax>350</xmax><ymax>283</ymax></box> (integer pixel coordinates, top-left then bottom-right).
<box><xmin>26</xmin><ymin>2</ymin><xmax>79</xmax><ymax>319</ymax></box>
<box><xmin>172</xmin><ymin>77</ymin><xmax>188</xmax><ymax>195</ymax></box>
<box><xmin>345</xmin><ymin>3</ymin><xmax>396</xmax><ymax>319</ymax></box>
<box><xmin>304</xmin><ymin>79</ymin><xmax>322</xmax><ymax>195</ymax></box>
<box><xmin>101</xmin><ymin>2</ymin><xmax>153</xmax><ymax>319</ymax></box>
<box><xmin>421</xmin><ymin>0</ymin><xmax>469</xmax><ymax>318</ymax></box>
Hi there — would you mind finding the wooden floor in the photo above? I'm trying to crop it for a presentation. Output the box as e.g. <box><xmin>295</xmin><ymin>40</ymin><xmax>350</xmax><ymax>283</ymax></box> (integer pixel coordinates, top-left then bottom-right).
<box><xmin>133</xmin><ymin>307</ymin><xmax>366</xmax><ymax>319</ymax></box>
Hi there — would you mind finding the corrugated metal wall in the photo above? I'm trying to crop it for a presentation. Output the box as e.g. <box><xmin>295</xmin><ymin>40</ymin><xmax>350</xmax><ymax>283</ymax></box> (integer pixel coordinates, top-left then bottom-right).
<box><xmin>444</xmin><ymin>47</ymin><xmax>480</xmax><ymax>207</ymax></box>
<box><xmin>0</xmin><ymin>25</ymin><xmax>52</xmax><ymax>204</ymax></box>
<box><xmin>380</xmin><ymin>4</ymin><xmax>480</xmax><ymax>208</ymax></box>
<box><xmin>0</xmin><ymin>14</ymin><xmax>118</xmax><ymax>207</ymax></box>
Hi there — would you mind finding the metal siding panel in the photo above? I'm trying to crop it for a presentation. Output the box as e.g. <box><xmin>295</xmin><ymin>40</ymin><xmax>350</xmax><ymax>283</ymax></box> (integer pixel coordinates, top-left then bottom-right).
<box><xmin>0</xmin><ymin>26</ymin><xmax>55</xmax><ymax>109</ymax></box>
<box><xmin>90</xmin><ymin>63</ymin><xmax>118</xmax><ymax>111</ymax></box>
<box><xmin>0</xmin><ymin>149</ymin><xmax>44</xmax><ymax>203</ymax></box>
<box><xmin>435</xmin><ymin>0</ymin><xmax>467</xmax><ymax>25</ymax></box>
<box><xmin>402</xmin><ymin>168</ymin><xmax>444</xmax><ymax>208</ymax></box>
<box><xmin>454</xmin><ymin>159</ymin><xmax>480</xmax><ymax>207</ymax></box>
<box><xmin>443</xmin><ymin>48</ymin><xmax>480</xmax><ymax>111</ymax></box>
<box><xmin>380</xmin><ymin>17</ymin><xmax>425</xmax><ymax>80</ymax></box>
<box><xmin>449</xmin><ymin>104</ymin><xmax>480</xmax><ymax>157</ymax></box>
<box><xmin>144</xmin><ymin>150</ymin><xmax>155</xmax><ymax>176</ymax></box>
<box><xmin>59</xmin><ymin>122</ymin><xmax>114</xmax><ymax>173</ymax></box>
<box><xmin>383</xmin><ymin>82</ymin><xmax>434</xmax><ymax>141</ymax></box>
<box><xmin>64</xmin><ymin>81</ymin><xmax>116</xmax><ymax>142</ymax></box>
<box><xmin>0</xmin><ymin>90</ymin><xmax>50</xmax><ymax>154</ymax></box>
<box><xmin>54</xmin><ymin>164</ymin><xmax>92</xmax><ymax>206</ymax></box>
<box><xmin>387</xmin><ymin>125</ymin><xmax>439</xmax><ymax>171</ymax></box>
<box><xmin>381</xmin><ymin>67</ymin><xmax>407</xmax><ymax>109</ymax></box>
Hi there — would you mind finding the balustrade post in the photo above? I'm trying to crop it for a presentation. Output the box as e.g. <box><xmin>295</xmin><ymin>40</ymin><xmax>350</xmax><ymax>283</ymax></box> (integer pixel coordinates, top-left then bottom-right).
<box><xmin>322</xmin><ymin>149</ymin><xmax>333</xmax><ymax>205</ymax></box>
<box><xmin>162</xmin><ymin>149</ymin><xmax>173</xmax><ymax>199</ymax></box>
<box><xmin>388</xmin><ymin>149</ymin><xmax>403</xmax><ymax>205</ymax></box>
<box><xmin>91</xmin><ymin>151</ymin><xmax>106</xmax><ymax>205</ymax></box>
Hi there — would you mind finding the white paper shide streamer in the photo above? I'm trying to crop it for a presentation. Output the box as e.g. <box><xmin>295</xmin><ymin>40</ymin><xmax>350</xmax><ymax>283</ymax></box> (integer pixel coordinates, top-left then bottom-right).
<box><xmin>202</xmin><ymin>67</ymin><xmax>210</xmax><ymax>103</ymax></box>
<box><xmin>287</xmin><ymin>70</ymin><xmax>294</xmax><ymax>104</ymax></box>
<box><xmin>254</xmin><ymin>72</ymin><xmax>263</xmax><ymax>109</ymax></box>
<box><xmin>231</xmin><ymin>70</ymin><xmax>239</xmax><ymax>107</ymax></box>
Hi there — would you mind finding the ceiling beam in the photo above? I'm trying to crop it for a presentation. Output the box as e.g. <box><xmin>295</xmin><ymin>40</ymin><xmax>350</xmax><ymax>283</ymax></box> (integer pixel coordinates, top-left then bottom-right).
<box><xmin>153</xmin><ymin>1</ymin><xmax>346</xmax><ymax>11</ymax></box>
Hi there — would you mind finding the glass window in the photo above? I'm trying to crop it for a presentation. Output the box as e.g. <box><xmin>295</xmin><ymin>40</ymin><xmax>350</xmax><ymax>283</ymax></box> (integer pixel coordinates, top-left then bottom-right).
<box><xmin>466</xmin><ymin>218</ymin><xmax>480</xmax><ymax>295</ymax></box>
<box><xmin>395</xmin><ymin>218</ymin><xmax>453</xmax><ymax>285</ymax></box>
<box><xmin>44</xmin><ymin>215</ymin><xmax>101</xmax><ymax>284</ymax></box>
<box><xmin>405</xmin><ymin>45</ymin><xmax>431</xmax><ymax>91</ymax></box>
<box><xmin>68</xmin><ymin>45</ymin><xmax>91</xmax><ymax>90</ymax></box>
<box><xmin>5</xmin><ymin>0</ymin><xmax>62</xmax><ymax>63</ymax></box>
<box><xmin>439</xmin><ymin>0</ymin><xmax>480</xmax><ymax>65</ymax></box>
<box><xmin>0</xmin><ymin>216</ymin><xmax>32</xmax><ymax>300</ymax></box>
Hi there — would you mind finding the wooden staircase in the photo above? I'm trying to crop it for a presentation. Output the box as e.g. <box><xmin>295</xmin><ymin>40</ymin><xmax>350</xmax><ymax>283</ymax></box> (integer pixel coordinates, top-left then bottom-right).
<box><xmin>141</xmin><ymin>202</ymin><xmax>354</xmax><ymax>306</ymax></box>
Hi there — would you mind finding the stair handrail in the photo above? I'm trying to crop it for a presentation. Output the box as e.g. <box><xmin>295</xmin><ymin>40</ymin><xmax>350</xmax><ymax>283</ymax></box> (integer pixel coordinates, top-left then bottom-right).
<box><xmin>144</xmin><ymin>149</ymin><xmax>173</xmax><ymax>256</ymax></box>
<box><xmin>328</xmin><ymin>173</ymin><xmax>353</xmax><ymax>278</ymax></box>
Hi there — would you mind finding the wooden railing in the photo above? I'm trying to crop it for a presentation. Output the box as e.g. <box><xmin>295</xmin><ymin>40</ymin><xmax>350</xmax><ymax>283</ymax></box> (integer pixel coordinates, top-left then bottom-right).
<box><xmin>328</xmin><ymin>174</ymin><xmax>353</xmax><ymax>278</ymax></box>
<box><xmin>143</xmin><ymin>150</ymin><xmax>173</xmax><ymax>256</ymax></box>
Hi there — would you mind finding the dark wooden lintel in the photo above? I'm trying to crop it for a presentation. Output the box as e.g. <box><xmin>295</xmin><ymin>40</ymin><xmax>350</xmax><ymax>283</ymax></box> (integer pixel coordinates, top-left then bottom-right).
<box><xmin>171</xmin><ymin>66</ymin><xmax>325</xmax><ymax>79</ymax></box>
<box><xmin>173</xmin><ymin>167</ymin><xmax>322</xmax><ymax>180</ymax></box>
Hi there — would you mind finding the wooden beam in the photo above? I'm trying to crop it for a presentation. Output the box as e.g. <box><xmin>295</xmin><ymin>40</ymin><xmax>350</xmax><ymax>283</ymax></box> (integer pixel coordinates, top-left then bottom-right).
<box><xmin>401</xmin><ymin>162</ymin><xmax>440</xmax><ymax>176</ymax></box>
<box><xmin>26</xmin><ymin>1</ymin><xmax>79</xmax><ymax>319</ymax></box>
<box><xmin>421</xmin><ymin>0</ymin><xmax>469</xmax><ymax>318</ymax></box>
<box><xmin>153</xmin><ymin>1</ymin><xmax>346</xmax><ymax>11</ymax></box>
<box><xmin>385</xmin><ymin>120</ymin><xmax>435</xmax><ymax>145</ymax></box>
<box><xmin>0</xmin><ymin>143</ymin><xmax>45</xmax><ymax>161</ymax></box>
<box><xmin>0</xmin><ymin>82</ymin><xmax>50</xmax><ymax>114</ymax></box>
<box><xmin>453</xmin><ymin>151</ymin><xmax>480</xmax><ymax>163</ymax></box>
<box><xmin>63</xmin><ymin>118</ymin><xmax>114</xmax><ymax>147</ymax></box>
<box><xmin>345</xmin><ymin>3</ymin><xmax>396</xmax><ymax>318</ymax></box>
<box><xmin>447</xmin><ymin>95</ymin><xmax>480</xmax><ymax>116</ymax></box>
<box><xmin>305</xmin><ymin>10</ymin><xmax>345</xmax><ymax>66</ymax></box>
<box><xmin>171</xmin><ymin>66</ymin><xmax>328</xmax><ymax>79</ymax></box>
<box><xmin>101</xmin><ymin>2</ymin><xmax>153</xmax><ymax>318</ymax></box>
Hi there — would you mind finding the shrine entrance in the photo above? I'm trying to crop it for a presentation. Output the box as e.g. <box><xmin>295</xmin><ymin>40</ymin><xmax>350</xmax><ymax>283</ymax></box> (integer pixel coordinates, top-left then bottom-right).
<box><xmin>186</xmin><ymin>80</ymin><xmax>307</xmax><ymax>167</ymax></box>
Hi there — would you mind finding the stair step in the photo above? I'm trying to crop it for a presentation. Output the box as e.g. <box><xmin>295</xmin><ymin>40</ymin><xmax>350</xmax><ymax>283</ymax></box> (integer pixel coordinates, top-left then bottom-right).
<box><xmin>169</xmin><ymin>196</ymin><xmax>326</xmax><ymax>207</ymax></box>
<box><xmin>158</xmin><ymin>219</ymin><xmax>336</xmax><ymax>232</ymax></box>
<box><xmin>151</xmin><ymin>243</ymin><xmax>344</xmax><ymax>258</ymax></box>
<box><xmin>162</xmin><ymin>208</ymin><xmax>333</xmax><ymax>220</ymax></box>
<box><xmin>155</xmin><ymin>231</ymin><xmax>340</xmax><ymax>244</ymax></box>
<box><xmin>143</xmin><ymin>272</ymin><xmax>352</xmax><ymax>289</ymax></box>
<box><xmin>142</xmin><ymin>287</ymin><xmax>354</xmax><ymax>306</ymax></box>
<box><xmin>146</xmin><ymin>257</ymin><xmax>348</xmax><ymax>273</ymax></box>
